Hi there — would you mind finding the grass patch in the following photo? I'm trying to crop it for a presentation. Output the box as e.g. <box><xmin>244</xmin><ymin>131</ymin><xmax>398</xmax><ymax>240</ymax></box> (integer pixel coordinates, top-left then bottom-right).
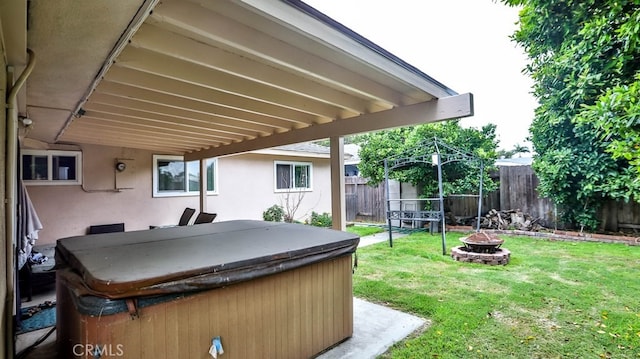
<box><xmin>346</xmin><ymin>225</ymin><xmax>385</xmax><ymax>237</ymax></box>
<box><xmin>354</xmin><ymin>231</ymin><xmax>640</xmax><ymax>358</ymax></box>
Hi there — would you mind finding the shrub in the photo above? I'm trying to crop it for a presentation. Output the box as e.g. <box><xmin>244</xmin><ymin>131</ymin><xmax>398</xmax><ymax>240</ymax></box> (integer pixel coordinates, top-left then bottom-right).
<box><xmin>263</xmin><ymin>205</ymin><xmax>284</xmax><ymax>222</ymax></box>
<box><xmin>309</xmin><ymin>211</ymin><xmax>332</xmax><ymax>227</ymax></box>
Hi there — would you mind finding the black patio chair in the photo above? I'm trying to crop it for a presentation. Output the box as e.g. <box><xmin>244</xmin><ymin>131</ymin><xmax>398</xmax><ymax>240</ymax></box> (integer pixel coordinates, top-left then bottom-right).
<box><xmin>88</xmin><ymin>223</ymin><xmax>125</xmax><ymax>234</ymax></box>
<box><xmin>178</xmin><ymin>207</ymin><xmax>196</xmax><ymax>226</ymax></box>
<box><xmin>193</xmin><ymin>212</ymin><xmax>217</xmax><ymax>224</ymax></box>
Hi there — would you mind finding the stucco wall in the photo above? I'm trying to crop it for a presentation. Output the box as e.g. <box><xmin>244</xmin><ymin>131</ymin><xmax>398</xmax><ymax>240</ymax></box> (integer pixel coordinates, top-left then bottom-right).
<box><xmin>1</xmin><ymin>36</ymin><xmax>8</xmax><ymax>359</ymax></box>
<box><xmin>25</xmin><ymin>144</ymin><xmax>333</xmax><ymax>245</ymax></box>
<box><xmin>214</xmin><ymin>153</ymin><xmax>332</xmax><ymax>222</ymax></box>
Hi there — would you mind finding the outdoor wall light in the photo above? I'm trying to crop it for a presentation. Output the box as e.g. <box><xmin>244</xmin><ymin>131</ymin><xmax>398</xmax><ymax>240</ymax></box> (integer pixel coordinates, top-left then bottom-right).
<box><xmin>116</xmin><ymin>161</ymin><xmax>127</xmax><ymax>172</ymax></box>
<box><xmin>20</xmin><ymin>117</ymin><xmax>33</xmax><ymax>126</ymax></box>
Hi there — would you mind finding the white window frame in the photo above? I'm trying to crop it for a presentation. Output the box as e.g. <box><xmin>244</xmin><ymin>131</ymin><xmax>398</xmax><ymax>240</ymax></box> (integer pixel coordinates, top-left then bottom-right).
<box><xmin>274</xmin><ymin>161</ymin><xmax>313</xmax><ymax>192</ymax></box>
<box><xmin>21</xmin><ymin>149</ymin><xmax>83</xmax><ymax>185</ymax></box>
<box><xmin>152</xmin><ymin>155</ymin><xmax>218</xmax><ymax>197</ymax></box>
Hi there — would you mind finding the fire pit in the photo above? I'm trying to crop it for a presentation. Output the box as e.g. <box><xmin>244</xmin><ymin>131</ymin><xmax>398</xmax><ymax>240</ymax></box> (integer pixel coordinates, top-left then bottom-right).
<box><xmin>460</xmin><ymin>232</ymin><xmax>504</xmax><ymax>253</ymax></box>
<box><xmin>451</xmin><ymin>232</ymin><xmax>510</xmax><ymax>265</ymax></box>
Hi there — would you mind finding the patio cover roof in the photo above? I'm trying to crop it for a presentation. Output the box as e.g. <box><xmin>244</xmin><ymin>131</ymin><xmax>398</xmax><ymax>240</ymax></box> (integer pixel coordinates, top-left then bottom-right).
<box><xmin>7</xmin><ymin>0</ymin><xmax>473</xmax><ymax>160</ymax></box>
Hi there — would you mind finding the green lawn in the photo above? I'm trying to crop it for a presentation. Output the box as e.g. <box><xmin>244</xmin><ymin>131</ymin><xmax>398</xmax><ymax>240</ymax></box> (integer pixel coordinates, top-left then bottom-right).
<box><xmin>353</xmin><ymin>231</ymin><xmax>640</xmax><ymax>358</ymax></box>
<box><xmin>346</xmin><ymin>224</ymin><xmax>385</xmax><ymax>237</ymax></box>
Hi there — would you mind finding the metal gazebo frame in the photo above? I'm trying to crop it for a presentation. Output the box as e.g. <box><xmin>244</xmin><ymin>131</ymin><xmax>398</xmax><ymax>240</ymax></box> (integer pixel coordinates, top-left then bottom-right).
<box><xmin>384</xmin><ymin>139</ymin><xmax>485</xmax><ymax>254</ymax></box>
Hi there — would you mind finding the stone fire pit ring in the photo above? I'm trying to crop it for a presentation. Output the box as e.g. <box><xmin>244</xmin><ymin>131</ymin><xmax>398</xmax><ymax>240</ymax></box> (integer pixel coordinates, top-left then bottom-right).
<box><xmin>451</xmin><ymin>232</ymin><xmax>511</xmax><ymax>265</ymax></box>
<box><xmin>451</xmin><ymin>246</ymin><xmax>511</xmax><ymax>265</ymax></box>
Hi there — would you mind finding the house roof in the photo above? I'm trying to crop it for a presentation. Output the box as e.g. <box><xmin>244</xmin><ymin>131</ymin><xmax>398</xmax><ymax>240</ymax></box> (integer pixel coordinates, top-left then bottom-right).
<box><xmin>250</xmin><ymin>142</ymin><xmax>333</xmax><ymax>159</ymax></box>
<box><xmin>344</xmin><ymin>144</ymin><xmax>361</xmax><ymax>165</ymax></box>
<box><xmin>495</xmin><ymin>156</ymin><xmax>533</xmax><ymax>167</ymax></box>
<box><xmin>6</xmin><ymin>0</ymin><xmax>473</xmax><ymax>160</ymax></box>
<box><xmin>275</xmin><ymin>142</ymin><xmax>331</xmax><ymax>155</ymax></box>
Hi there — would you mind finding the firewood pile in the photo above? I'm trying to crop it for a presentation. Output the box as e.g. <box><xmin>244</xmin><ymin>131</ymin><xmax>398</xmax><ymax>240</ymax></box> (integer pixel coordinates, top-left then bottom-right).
<box><xmin>480</xmin><ymin>209</ymin><xmax>543</xmax><ymax>231</ymax></box>
<box><xmin>445</xmin><ymin>209</ymin><xmax>544</xmax><ymax>231</ymax></box>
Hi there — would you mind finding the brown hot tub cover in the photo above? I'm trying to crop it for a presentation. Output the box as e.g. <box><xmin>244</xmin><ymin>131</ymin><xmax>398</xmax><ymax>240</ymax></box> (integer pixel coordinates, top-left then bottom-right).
<box><xmin>56</xmin><ymin>220</ymin><xmax>359</xmax><ymax>299</ymax></box>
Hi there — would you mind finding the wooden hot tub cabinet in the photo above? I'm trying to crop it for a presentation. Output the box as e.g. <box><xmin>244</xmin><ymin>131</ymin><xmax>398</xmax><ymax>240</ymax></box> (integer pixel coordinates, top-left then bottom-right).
<box><xmin>55</xmin><ymin>220</ymin><xmax>359</xmax><ymax>359</ymax></box>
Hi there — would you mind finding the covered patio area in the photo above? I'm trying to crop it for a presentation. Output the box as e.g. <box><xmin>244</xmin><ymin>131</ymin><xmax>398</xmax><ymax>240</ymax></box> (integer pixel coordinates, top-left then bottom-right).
<box><xmin>2</xmin><ymin>1</ymin><xmax>472</xmax><ymax>358</ymax></box>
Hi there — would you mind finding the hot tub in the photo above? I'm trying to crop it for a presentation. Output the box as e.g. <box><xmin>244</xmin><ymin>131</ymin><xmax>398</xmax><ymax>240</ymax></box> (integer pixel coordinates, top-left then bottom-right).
<box><xmin>55</xmin><ymin>220</ymin><xmax>359</xmax><ymax>358</ymax></box>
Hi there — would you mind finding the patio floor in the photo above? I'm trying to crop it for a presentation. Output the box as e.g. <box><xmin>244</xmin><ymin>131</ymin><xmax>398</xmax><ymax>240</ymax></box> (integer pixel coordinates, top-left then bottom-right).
<box><xmin>317</xmin><ymin>297</ymin><xmax>427</xmax><ymax>358</ymax></box>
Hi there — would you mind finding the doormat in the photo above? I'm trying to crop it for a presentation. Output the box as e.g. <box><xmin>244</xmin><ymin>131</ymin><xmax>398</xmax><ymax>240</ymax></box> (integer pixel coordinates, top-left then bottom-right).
<box><xmin>17</xmin><ymin>301</ymin><xmax>56</xmax><ymax>334</ymax></box>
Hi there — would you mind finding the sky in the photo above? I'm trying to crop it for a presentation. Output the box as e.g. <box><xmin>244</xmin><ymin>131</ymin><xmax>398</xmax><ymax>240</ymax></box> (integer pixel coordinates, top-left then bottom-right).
<box><xmin>304</xmin><ymin>0</ymin><xmax>538</xmax><ymax>151</ymax></box>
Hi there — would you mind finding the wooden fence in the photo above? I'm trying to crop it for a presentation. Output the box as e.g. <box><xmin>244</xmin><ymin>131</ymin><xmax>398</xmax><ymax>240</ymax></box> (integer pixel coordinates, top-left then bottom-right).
<box><xmin>496</xmin><ymin>165</ymin><xmax>640</xmax><ymax>231</ymax></box>
<box><xmin>498</xmin><ymin>166</ymin><xmax>556</xmax><ymax>228</ymax></box>
<box><xmin>599</xmin><ymin>199</ymin><xmax>640</xmax><ymax>232</ymax></box>
<box><xmin>345</xmin><ymin>176</ymin><xmax>386</xmax><ymax>222</ymax></box>
<box><xmin>443</xmin><ymin>193</ymin><xmax>500</xmax><ymax>218</ymax></box>
<box><xmin>345</xmin><ymin>165</ymin><xmax>640</xmax><ymax>231</ymax></box>
<box><xmin>344</xmin><ymin>176</ymin><xmax>500</xmax><ymax>224</ymax></box>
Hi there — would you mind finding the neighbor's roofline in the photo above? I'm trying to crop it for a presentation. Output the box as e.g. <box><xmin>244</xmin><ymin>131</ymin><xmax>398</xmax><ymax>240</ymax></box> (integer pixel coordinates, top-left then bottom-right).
<box><xmin>283</xmin><ymin>0</ymin><xmax>458</xmax><ymax>97</ymax></box>
<box><xmin>250</xmin><ymin>148</ymin><xmax>330</xmax><ymax>159</ymax></box>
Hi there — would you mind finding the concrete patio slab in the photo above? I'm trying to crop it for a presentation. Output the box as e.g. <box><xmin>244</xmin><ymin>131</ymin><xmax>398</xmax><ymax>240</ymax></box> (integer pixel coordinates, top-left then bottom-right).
<box><xmin>357</xmin><ymin>230</ymin><xmax>409</xmax><ymax>247</ymax></box>
<box><xmin>317</xmin><ymin>298</ymin><xmax>428</xmax><ymax>359</ymax></box>
<box><xmin>317</xmin><ymin>230</ymin><xmax>427</xmax><ymax>358</ymax></box>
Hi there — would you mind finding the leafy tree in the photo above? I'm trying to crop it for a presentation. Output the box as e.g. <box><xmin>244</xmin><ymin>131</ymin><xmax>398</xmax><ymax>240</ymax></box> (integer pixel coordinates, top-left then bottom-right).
<box><xmin>356</xmin><ymin>121</ymin><xmax>498</xmax><ymax>198</ymax></box>
<box><xmin>576</xmin><ymin>75</ymin><xmax>640</xmax><ymax>201</ymax></box>
<box><xmin>502</xmin><ymin>0</ymin><xmax>640</xmax><ymax>230</ymax></box>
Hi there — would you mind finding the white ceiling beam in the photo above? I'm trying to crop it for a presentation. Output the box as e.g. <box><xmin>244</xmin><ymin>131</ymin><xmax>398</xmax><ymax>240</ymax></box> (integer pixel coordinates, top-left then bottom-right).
<box><xmin>61</xmin><ymin>131</ymin><xmax>196</xmax><ymax>153</ymax></box>
<box><xmin>86</xmin><ymin>93</ymin><xmax>262</xmax><ymax>137</ymax></box>
<box><xmin>116</xmin><ymin>46</ymin><xmax>346</xmax><ymax>119</ymax></box>
<box><xmin>63</xmin><ymin>129</ymin><xmax>197</xmax><ymax>149</ymax></box>
<box><xmin>185</xmin><ymin>93</ymin><xmax>473</xmax><ymax>161</ymax></box>
<box><xmin>130</xmin><ymin>24</ymin><xmax>376</xmax><ymax>115</ymax></box>
<box><xmin>62</xmin><ymin>122</ymin><xmax>211</xmax><ymax>147</ymax></box>
<box><xmin>102</xmin><ymin>67</ymin><xmax>318</xmax><ymax>127</ymax></box>
<box><xmin>150</xmin><ymin>0</ymin><xmax>404</xmax><ymax>106</ymax></box>
<box><xmin>73</xmin><ymin>128</ymin><xmax>207</xmax><ymax>147</ymax></box>
<box><xmin>235</xmin><ymin>0</ymin><xmax>455</xmax><ymax>99</ymax></box>
<box><xmin>92</xmin><ymin>84</ymin><xmax>290</xmax><ymax>133</ymax></box>
<box><xmin>78</xmin><ymin>113</ymin><xmax>233</xmax><ymax>144</ymax></box>
<box><xmin>84</xmin><ymin>101</ymin><xmax>258</xmax><ymax>139</ymax></box>
<box><xmin>88</xmin><ymin>93</ymin><xmax>270</xmax><ymax>136</ymax></box>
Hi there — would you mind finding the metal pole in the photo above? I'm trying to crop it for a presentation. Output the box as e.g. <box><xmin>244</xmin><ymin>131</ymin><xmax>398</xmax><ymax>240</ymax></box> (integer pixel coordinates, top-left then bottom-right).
<box><xmin>7</xmin><ymin>50</ymin><xmax>36</xmax><ymax>358</ymax></box>
<box><xmin>199</xmin><ymin>159</ymin><xmax>208</xmax><ymax>213</ymax></box>
<box><xmin>436</xmin><ymin>154</ymin><xmax>446</xmax><ymax>255</ymax></box>
<box><xmin>476</xmin><ymin>161</ymin><xmax>484</xmax><ymax>232</ymax></box>
<box><xmin>384</xmin><ymin>159</ymin><xmax>393</xmax><ymax>247</ymax></box>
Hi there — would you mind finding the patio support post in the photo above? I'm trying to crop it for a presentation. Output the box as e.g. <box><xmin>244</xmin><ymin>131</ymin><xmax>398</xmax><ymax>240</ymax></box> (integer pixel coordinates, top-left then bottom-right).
<box><xmin>476</xmin><ymin>161</ymin><xmax>484</xmax><ymax>232</ymax></box>
<box><xmin>384</xmin><ymin>159</ymin><xmax>392</xmax><ymax>247</ymax></box>
<box><xmin>199</xmin><ymin>159</ymin><xmax>207</xmax><ymax>213</ymax></box>
<box><xmin>330</xmin><ymin>136</ymin><xmax>346</xmax><ymax>231</ymax></box>
<box><xmin>435</xmin><ymin>153</ymin><xmax>446</xmax><ymax>255</ymax></box>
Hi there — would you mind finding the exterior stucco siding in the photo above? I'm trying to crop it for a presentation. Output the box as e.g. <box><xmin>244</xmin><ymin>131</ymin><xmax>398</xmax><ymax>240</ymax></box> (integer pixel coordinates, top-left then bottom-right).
<box><xmin>25</xmin><ymin>144</ymin><xmax>333</xmax><ymax>244</ymax></box>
